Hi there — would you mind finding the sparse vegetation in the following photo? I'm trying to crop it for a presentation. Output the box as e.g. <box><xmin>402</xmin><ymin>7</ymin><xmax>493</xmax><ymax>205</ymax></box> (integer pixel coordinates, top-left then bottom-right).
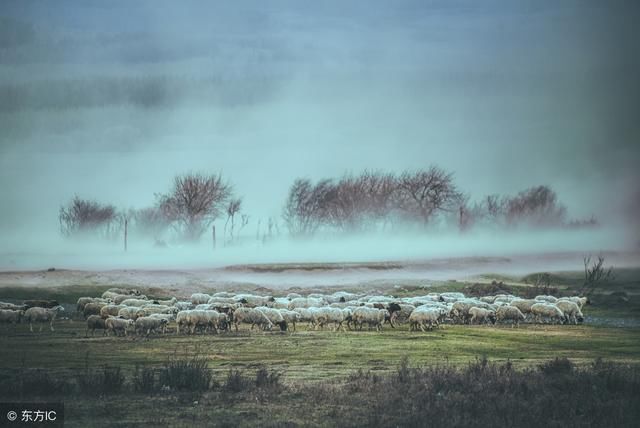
<box><xmin>59</xmin><ymin>196</ymin><xmax>120</xmax><ymax>239</ymax></box>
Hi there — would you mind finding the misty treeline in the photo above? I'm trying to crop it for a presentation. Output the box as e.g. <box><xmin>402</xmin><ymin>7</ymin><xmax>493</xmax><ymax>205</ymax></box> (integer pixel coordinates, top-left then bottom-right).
<box><xmin>283</xmin><ymin>167</ymin><xmax>597</xmax><ymax>236</ymax></box>
<box><xmin>59</xmin><ymin>167</ymin><xmax>597</xmax><ymax>244</ymax></box>
<box><xmin>60</xmin><ymin>173</ymin><xmax>238</xmax><ymax>244</ymax></box>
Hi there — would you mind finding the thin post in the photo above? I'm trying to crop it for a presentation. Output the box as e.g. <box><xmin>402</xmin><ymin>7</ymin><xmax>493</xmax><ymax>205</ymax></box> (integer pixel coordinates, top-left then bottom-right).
<box><xmin>212</xmin><ymin>225</ymin><xmax>216</xmax><ymax>250</ymax></box>
<box><xmin>124</xmin><ymin>218</ymin><xmax>128</xmax><ymax>252</ymax></box>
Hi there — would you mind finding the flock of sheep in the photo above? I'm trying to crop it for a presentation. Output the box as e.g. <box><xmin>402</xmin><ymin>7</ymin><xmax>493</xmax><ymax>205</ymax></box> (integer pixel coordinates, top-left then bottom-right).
<box><xmin>0</xmin><ymin>287</ymin><xmax>589</xmax><ymax>336</ymax></box>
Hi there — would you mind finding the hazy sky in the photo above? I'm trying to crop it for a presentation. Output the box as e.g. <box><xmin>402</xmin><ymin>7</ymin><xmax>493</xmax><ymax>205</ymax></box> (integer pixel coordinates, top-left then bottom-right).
<box><xmin>0</xmin><ymin>1</ymin><xmax>638</xmax><ymax>253</ymax></box>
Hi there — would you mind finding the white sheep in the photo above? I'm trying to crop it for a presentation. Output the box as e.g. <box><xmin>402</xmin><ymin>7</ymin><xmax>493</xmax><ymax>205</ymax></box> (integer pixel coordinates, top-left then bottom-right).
<box><xmin>191</xmin><ymin>293</ymin><xmax>212</xmax><ymax>305</ymax></box>
<box><xmin>83</xmin><ymin>302</ymin><xmax>108</xmax><ymax>319</ymax></box>
<box><xmin>254</xmin><ymin>307</ymin><xmax>287</xmax><ymax>331</ymax></box>
<box><xmin>557</xmin><ymin>296</ymin><xmax>589</xmax><ymax>310</ymax></box>
<box><xmin>352</xmin><ymin>307</ymin><xmax>387</xmax><ymax>331</ymax></box>
<box><xmin>509</xmin><ymin>299</ymin><xmax>538</xmax><ymax>320</ymax></box>
<box><xmin>409</xmin><ymin>307</ymin><xmax>441</xmax><ymax>332</ymax></box>
<box><xmin>135</xmin><ymin>316</ymin><xmax>168</xmax><ymax>336</ymax></box>
<box><xmin>495</xmin><ymin>306</ymin><xmax>526</xmax><ymax>327</ymax></box>
<box><xmin>530</xmin><ymin>303</ymin><xmax>565</xmax><ymax>324</ymax></box>
<box><xmin>86</xmin><ymin>315</ymin><xmax>107</xmax><ymax>336</ymax></box>
<box><xmin>113</xmin><ymin>294</ymin><xmax>147</xmax><ymax>305</ymax></box>
<box><xmin>24</xmin><ymin>306</ymin><xmax>65</xmax><ymax>332</ymax></box>
<box><xmin>0</xmin><ymin>309</ymin><xmax>23</xmax><ymax>328</ymax></box>
<box><xmin>279</xmin><ymin>309</ymin><xmax>302</xmax><ymax>331</ymax></box>
<box><xmin>100</xmin><ymin>304</ymin><xmax>124</xmax><ymax>319</ymax></box>
<box><xmin>117</xmin><ymin>306</ymin><xmax>142</xmax><ymax>320</ymax></box>
<box><xmin>469</xmin><ymin>307</ymin><xmax>496</xmax><ymax>325</ymax></box>
<box><xmin>535</xmin><ymin>295</ymin><xmax>558</xmax><ymax>303</ymax></box>
<box><xmin>120</xmin><ymin>298</ymin><xmax>151</xmax><ymax>307</ymax></box>
<box><xmin>309</xmin><ymin>307</ymin><xmax>346</xmax><ymax>332</ymax></box>
<box><xmin>77</xmin><ymin>297</ymin><xmax>110</xmax><ymax>313</ymax></box>
<box><xmin>554</xmin><ymin>301</ymin><xmax>584</xmax><ymax>324</ymax></box>
<box><xmin>231</xmin><ymin>307</ymin><xmax>274</xmax><ymax>331</ymax></box>
<box><xmin>105</xmin><ymin>317</ymin><xmax>134</xmax><ymax>336</ymax></box>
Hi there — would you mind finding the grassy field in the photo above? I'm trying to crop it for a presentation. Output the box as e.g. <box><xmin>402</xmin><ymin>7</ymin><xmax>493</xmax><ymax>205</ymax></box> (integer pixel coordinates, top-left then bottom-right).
<box><xmin>1</xmin><ymin>266</ymin><xmax>639</xmax><ymax>426</ymax></box>
<box><xmin>1</xmin><ymin>322</ymin><xmax>639</xmax><ymax>379</ymax></box>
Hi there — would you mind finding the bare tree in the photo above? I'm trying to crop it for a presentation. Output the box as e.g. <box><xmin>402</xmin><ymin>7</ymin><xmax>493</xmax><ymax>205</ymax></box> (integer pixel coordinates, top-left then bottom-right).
<box><xmin>580</xmin><ymin>254</ymin><xmax>615</xmax><ymax>296</ymax></box>
<box><xmin>283</xmin><ymin>178</ymin><xmax>334</xmax><ymax>236</ymax></box>
<box><xmin>132</xmin><ymin>206</ymin><xmax>173</xmax><ymax>241</ymax></box>
<box><xmin>59</xmin><ymin>196</ymin><xmax>119</xmax><ymax>239</ymax></box>
<box><xmin>158</xmin><ymin>172</ymin><xmax>233</xmax><ymax>241</ymax></box>
<box><xmin>224</xmin><ymin>198</ymin><xmax>243</xmax><ymax>244</ymax></box>
<box><xmin>504</xmin><ymin>185</ymin><xmax>566</xmax><ymax>227</ymax></box>
<box><xmin>396</xmin><ymin>167</ymin><xmax>462</xmax><ymax>226</ymax></box>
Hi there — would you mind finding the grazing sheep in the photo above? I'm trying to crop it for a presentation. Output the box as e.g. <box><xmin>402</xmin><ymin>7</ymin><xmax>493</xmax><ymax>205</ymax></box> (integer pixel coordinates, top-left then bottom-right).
<box><xmin>24</xmin><ymin>306</ymin><xmax>65</xmax><ymax>332</ymax></box>
<box><xmin>234</xmin><ymin>294</ymin><xmax>271</xmax><ymax>307</ymax></box>
<box><xmin>207</xmin><ymin>297</ymin><xmax>237</xmax><ymax>306</ymax></box>
<box><xmin>100</xmin><ymin>304</ymin><xmax>124</xmax><ymax>319</ymax></box>
<box><xmin>117</xmin><ymin>306</ymin><xmax>142</xmax><ymax>320</ymax></box>
<box><xmin>213</xmin><ymin>291</ymin><xmax>234</xmax><ymax>298</ymax></box>
<box><xmin>105</xmin><ymin>317</ymin><xmax>134</xmax><ymax>336</ymax></box>
<box><xmin>266</xmin><ymin>297</ymin><xmax>291</xmax><ymax>309</ymax></box>
<box><xmin>191</xmin><ymin>293</ymin><xmax>212</xmax><ymax>305</ymax></box>
<box><xmin>0</xmin><ymin>309</ymin><xmax>24</xmax><ymax>328</ymax></box>
<box><xmin>86</xmin><ymin>315</ymin><xmax>107</xmax><ymax>336</ymax></box>
<box><xmin>495</xmin><ymin>306</ymin><xmax>526</xmax><ymax>327</ymax></box>
<box><xmin>286</xmin><ymin>293</ymin><xmax>302</xmax><ymax>300</ymax></box>
<box><xmin>352</xmin><ymin>307</ymin><xmax>387</xmax><ymax>331</ymax></box>
<box><xmin>120</xmin><ymin>298</ymin><xmax>151</xmax><ymax>307</ymax></box>
<box><xmin>469</xmin><ymin>307</ymin><xmax>496</xmax><ymax>325</ymax></box>
<box><xmin>309</xmin><ymin>307</ymin><xmax>346</xmax><ymax>332</ymax></box>
<box><xmin>279</xmin><ymin>309</ymin><xmax>302</xmax><ymax>331</ymax></box>
<box><xmin>535</xmin><ymin>295</ymin><xmax>558</xmax><ymax>303</ymax></box>
<box><xmin>493</xmin><ymin>295</ymin><xmax>518</xmax><ymax>304</ymax></box>
<box><xmin>392</xmin><ymin>304</ymin><xmax>416</xmax><ymax>325</ymax></box>
<box><xmin>104</xmin><ymin>288</ymin><xmax>140</xmax><ymax>297</ymax></box>
<box><xmin>136</xmin><ymin>305</ymin><xmax>178</xmax><ymax>317</ymax></box>
<box><xmin>83</xmin><ymin>302</ymin><xmax>108</xmax><ymax>319</ymax></box>
<box><xmin>113</xmin><ymin>294</ymin><xmax>147</xmax><ymax>305</ymax></box>
<box><xmin>288</xmin><ymin>297</ymin><xmax>323</xmax><ymax>310</ymax></box>
<box><xmin>554</xmin><ymin>301</ymin><xmax>584</xmax><ymax>324</ymax></box>
<box><xmin>531</xmin><ymin>303</ymin><xmax>565</xmax><ymax>324</ymax></box>
<box><xmin>557</xmin><ymin>296</ymin><xmax>589</xmax><ymax>310</ymax></box>
<box><xmin>76</xmin><ymin>297</ymin><xmax>110</xmax><ymax>313</ymax></box>
<box><xmin>254</xmin><ymin>307</ymin><xmax>288</xmax><ymax>331</ymax></box>
<box><xmin>135</xmin><ymin>316</ymin><xmax>168</xmax><ymax>336</ymax></box>
<box><xmin>409</xmin><ymin>307</ymin><xmax>442</xmax><ymax>332</ymax></box>
<box><xmin>451</xmin><ymin>301</ymin><xmax>478</xmax><ymax>324</ymax></box>
<box><xmin>173</xmin><ymin>301</ymin><xmax>193</xmax><ymax>311</ymax></box>
<box><xmin>292</xmin><ymin>308</ymin><xmax>315</xmax><ymax>328</ymax></box>
<box><xmin>176</xmin><ymin>310</ymin><xmax>227</xmax><ymax>334</ymax></box>
<box><xmin>155</xmin><ymin>297</ymin><xmax>177</xmax><ymax>306</ymax></box>
<box><xmin>509</xmin><ymin>299</ymin><xmax>538</xmax><ymax>319</ymax></box>
<box><xmin>0</xmin><ymin>302</ymin><xmax>26</xmax><ymax>311</ymax></box>
<box><xmin>231</xmin><ymin>307</ymin><xmax>274</xmax><ymax>331</ymax></box>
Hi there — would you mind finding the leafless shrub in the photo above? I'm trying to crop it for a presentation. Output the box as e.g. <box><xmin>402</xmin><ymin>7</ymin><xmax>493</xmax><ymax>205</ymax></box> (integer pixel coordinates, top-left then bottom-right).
<box><xmin>581</xmin><ymin>254</ymin><xmax>615</xmax><ymax>295</ymax></box>
<box><xmin>157</xmin><ymin>173</ymin><xmax>233</xmax><ymax>241</ymax></box>
<box><xmin>396</xmin><ymin>166</ymin><xmax>463</xmax><ymax>225</ymax></box>
<box><xmin>59</xmin><ymin>196</ymin><xmax>120</xmax><ymax>239</ymax></box>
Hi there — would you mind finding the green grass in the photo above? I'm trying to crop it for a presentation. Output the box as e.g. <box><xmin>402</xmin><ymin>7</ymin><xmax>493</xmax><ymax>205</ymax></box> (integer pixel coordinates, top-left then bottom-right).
<box><xmin>2</xmin><ymin>321</ymin><xmax>639</xmax><ymax>380</ymax></box>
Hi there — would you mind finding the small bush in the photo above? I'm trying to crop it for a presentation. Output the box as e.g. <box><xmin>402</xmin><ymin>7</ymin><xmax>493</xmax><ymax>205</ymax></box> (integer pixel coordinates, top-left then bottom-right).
<box><xmin>223</xmin><ymin>369</ymin><xmax>252</xmax><ymax>393</ymax></box>
<box><xmin>19</xmin><ymin>370</ymin><xmax>74</xmax><ymax>397</ymax></box>
<box><xmin>158</xmin><ymin>352</ymin><xmax>213</xmax><ymax>392</ymax></box>
<box><xmin>539</xmin><ymin>357</ymin><xmax>574</xmax><ymax>376</ymax></box>
<box><xmin>133</xmin><ymin>365</ymin><xmax>157</xmax><ymax>394</ymax></box>
<box><xmin>255</xmin><ymin>365</ymin><xmax>282</xmax><ymax>390</ymax></box>
<box><xmin>76</xmin><ymin>366</ymin><xmax>125</xmax><ymax>396</ymax></box>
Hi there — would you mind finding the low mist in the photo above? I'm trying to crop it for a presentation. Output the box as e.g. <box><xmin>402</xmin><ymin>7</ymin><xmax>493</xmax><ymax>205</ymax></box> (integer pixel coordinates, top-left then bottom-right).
<box><xmin>1</xmin><ymin>1</ymin><xmax>638</xmax><ymax>271</ymax></box>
